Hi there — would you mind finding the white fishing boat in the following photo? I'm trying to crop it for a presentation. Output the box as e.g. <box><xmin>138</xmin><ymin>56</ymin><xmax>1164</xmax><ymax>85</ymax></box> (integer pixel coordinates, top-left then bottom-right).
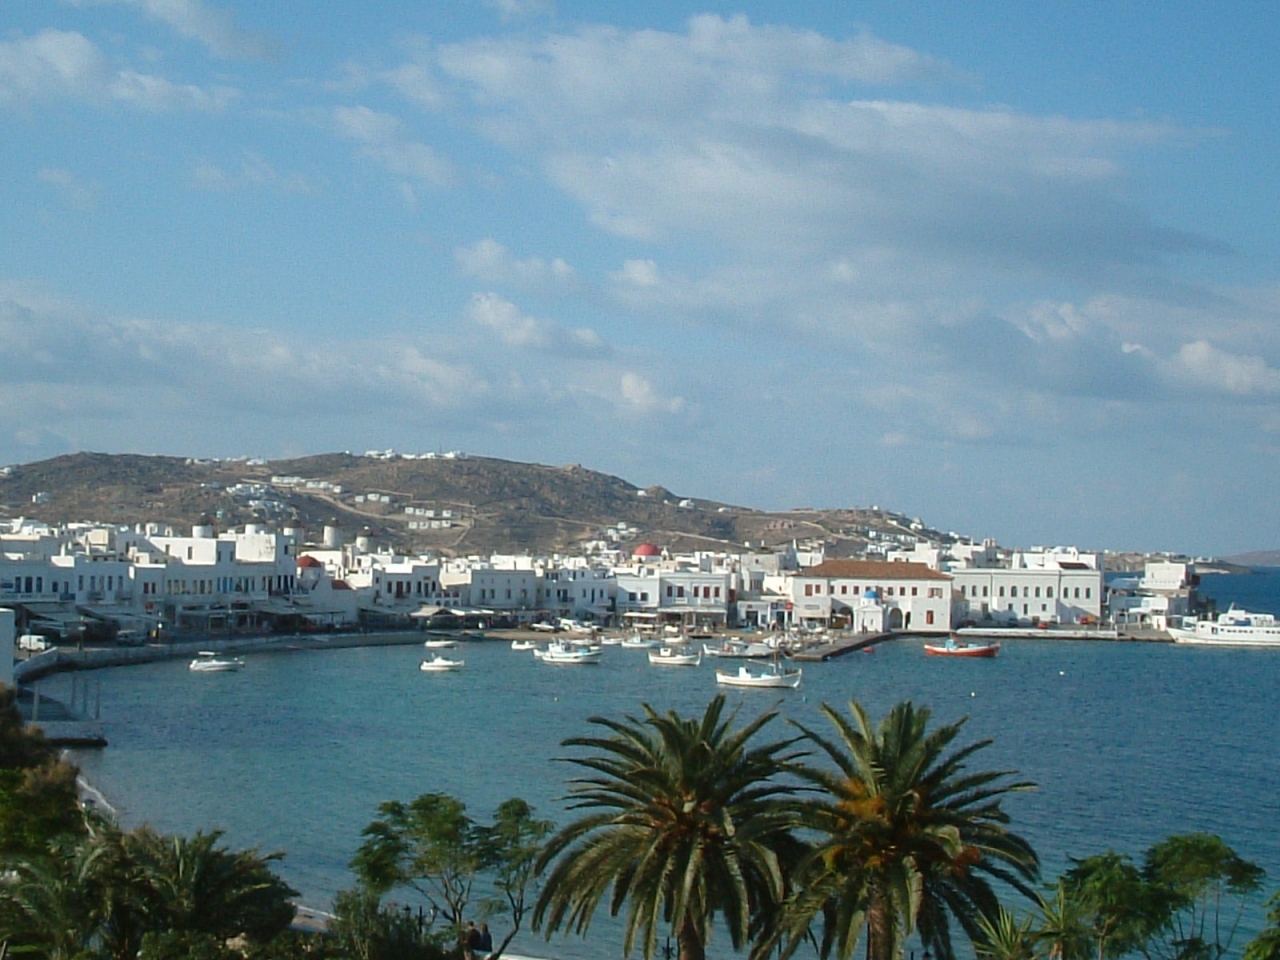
<box><xmin>702</xmin><ymin>639</ymin><xmax>775</xmax><ymax>659</ymax></box>
<box><xmin>535</xmin><ymin>641</ymin><xmax>603</xmax><ymax>664</ymax></box>
<box><xmin>714</xmin><ymin>664</ymin><xmax>802</xmax><ymax>689</ymax></box>
<box><xmin>599</xmin><ymin>635</ymin><xmax>624</xmax><ymax>646</ymax></box>
<box><xmin>422</xmin><ymin>638</ymin><xmax>458</xmax><ymax>649</ymax></box>
<box><xmin>511</xmin><ymin>639</ymin><xmax>538</xmax><ymax>652</ymax></box>
<box><xmin>419</xmin><ymin>655</ymin><xmax>465</xmax><ymax>672</ymax></box>
<box><xmin>648</xmin><ymin>646</ymin><xmax>702</xmax><ymax>667</ymax></box>
<box><xmin>620</xmin><ymin>634</ymin><xmax>658</xmax><ymax>650</ymax></box>
<box><xmin>189</xmin><ymin>651</ymin><xmax>245</xmax><ymax>673</ymax></box>
<box><xmin>1167</xmin><ymin>607</ymin><xmax>1280</xmax><ymax>647</ymax></box>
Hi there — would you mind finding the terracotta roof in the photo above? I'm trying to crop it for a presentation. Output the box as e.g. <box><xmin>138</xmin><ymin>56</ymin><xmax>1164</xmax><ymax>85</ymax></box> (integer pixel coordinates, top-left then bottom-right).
<box><xmin>297</xmin><ymin>555</ymin><xmax>324</xmax><ymax>568</ymax></box>
<box><xmin>800</xmin><ymin>559</ymin><xmax>951</xmax><ymax>581</ymax></box>
<box><xmin>632</xmin><ymin>543</ymin><xmax>661</xmax><ymax>557</ymax></box>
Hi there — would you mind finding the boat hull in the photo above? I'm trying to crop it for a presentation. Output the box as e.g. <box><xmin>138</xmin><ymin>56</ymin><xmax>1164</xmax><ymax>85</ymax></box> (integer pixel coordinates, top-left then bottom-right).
<box><xmin>648</xmin><ymin>649</ymin><xmax>702</xmax><ymax>666</ymax></box>
<box><xmin>419</xmin><ymin>657</ymin><xmax>464</xmax><ymax>672</ymax></box>
<box><xmin>924</xmin><ymin>642</ymin><xmax>1000</xmax><ymax>658</ymax></box>
<box><xmin>715</xmin><ymin>668</ymin><xmax>801</xmax><ymax>689</ymax></box>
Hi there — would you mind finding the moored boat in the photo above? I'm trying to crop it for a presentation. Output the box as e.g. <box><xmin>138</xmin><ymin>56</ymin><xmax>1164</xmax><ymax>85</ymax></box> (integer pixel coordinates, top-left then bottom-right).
<box><xmin>702</xmin><ymin>639</ymin><xmax>775</xmax><ymax>659</ymax></box>
<box><xmin>714</xmin><ymin>665</ymin><xmax>801</xmax><ymax>689</ymax></box>
<box><xmin>648</xmin><ymin>646</ymin><xmax>702</xmax><ymax>667</ymax></box>
<box><xmin>422</xmin><ymin>638</ymin><xmax>458</xmax><ymax>649</ymax></box>
<box><xmin>419</xmin><ymin>655</ymin><xmax>465</xmax><ymax>672</ymax></box>
<box><xmin>924</xmin><ymin>636</ymin><xmax>1000</xmax><ymax>658</ymax></box>
<box><xmin>1167</xmin><ymin>607</ymin><xmax>1280</xmax><ymax>647</ymax></box>
<box><xmin>535</xmin><ymin>641</ymin><xmax>603</xmax><ymax>664</ymax></box>
<box><xmin>620</xmin><ymin>635</ymin><xmax>658</xmax><ymax>650</ymax></box>
<box><xmin>510</xmin><ymin>639</ymin><xmax>538</xmax><ymax>652</ymax></box>
<box><xmin>189</xmin><ymin>651</ymin><xmax>245</xmax><ymax>673</ymax></box>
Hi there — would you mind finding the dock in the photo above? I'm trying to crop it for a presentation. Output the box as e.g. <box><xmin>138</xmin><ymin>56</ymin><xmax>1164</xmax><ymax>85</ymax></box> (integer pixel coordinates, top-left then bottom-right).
<box><xmin>790</xmin><ymin>633</ymin><xmax>892</xmax><ymax>661</ymax></box>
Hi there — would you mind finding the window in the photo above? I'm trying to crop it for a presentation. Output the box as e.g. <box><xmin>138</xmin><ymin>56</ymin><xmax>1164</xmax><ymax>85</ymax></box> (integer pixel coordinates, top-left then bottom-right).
<box><xmin>677</xmin><ymin>586</ymin><xmax>685</xmax><ymax>598</ymax></box>
<box><xmin>982</xmin><ymin>586</ymin><xmax>989</xmax><ymax>597</ymax></box>
<box><xmin>1047</xmin><ymin>587</ymin><xmax>1054</xmax><ymax>598</ymax></box>
<box><xmin>841</xmin><ymin>585</ymin><xmax>848</xmax><ymax>594</ymax></box>
<box><xmin>1034</xmin><ymin>586</ymin><xmax>1041</xmax><ymax>598</ymax></box>
<box><xmin>714</xmin><ymin>586</ymin><xmax>721</xmax><ymax>598</ymax></box>
<box><xmin>1085</xmin><ymin>587</ymin><xmax>1091</xmax><ymax>599</ymax></box>
<box><xmin>912</xmin><ymin>586</ymin><xmax>918</xmax><ymax>596</ymax></box>
<box><xmin>805</xmin><ymin>584</ymin><xmax>813</xmax><ymax>597</ymax></box>
<box><xmin>926</xmin><ymin>610</ymin><xmax>934</xmax><ymax>625</ymax></box>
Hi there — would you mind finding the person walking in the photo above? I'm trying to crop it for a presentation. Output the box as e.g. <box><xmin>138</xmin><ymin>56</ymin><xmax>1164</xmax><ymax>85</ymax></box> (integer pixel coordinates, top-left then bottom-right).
<box><xmin>465</xmin><ymin>921</ymin><xmax>481</xmax><ymax>960</ymax></box>
<box><xmin>479</xmin><ymin>923</ymin><xmax>493</xmax><ymax>958</ymax></box>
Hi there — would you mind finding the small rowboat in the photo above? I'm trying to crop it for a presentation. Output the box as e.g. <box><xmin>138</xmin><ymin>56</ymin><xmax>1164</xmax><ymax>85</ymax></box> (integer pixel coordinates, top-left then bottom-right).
<box><xmin>924</xmin><ymin>638</ymin><xmax>1000</xmax><ymax>658</ymax></box>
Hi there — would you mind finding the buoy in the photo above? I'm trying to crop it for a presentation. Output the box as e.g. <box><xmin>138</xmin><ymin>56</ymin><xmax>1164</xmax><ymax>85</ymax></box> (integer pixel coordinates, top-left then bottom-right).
<box><xmin>970</xmin><ymin>691</ymin><xmax>976</xmax><ymax>697</ymax></box>
<box><xmin>1059</xmin><ymin>670</ymin><xmax>1065</xmax><ymax>676</ymax></box>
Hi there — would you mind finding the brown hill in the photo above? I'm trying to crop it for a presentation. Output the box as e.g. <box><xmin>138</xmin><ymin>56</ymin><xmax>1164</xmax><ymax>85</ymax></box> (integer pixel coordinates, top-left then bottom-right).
<box><xmin>0</xmin><ymin>451</ymin><xmax>942</xmax><ymax>557</ymax></box>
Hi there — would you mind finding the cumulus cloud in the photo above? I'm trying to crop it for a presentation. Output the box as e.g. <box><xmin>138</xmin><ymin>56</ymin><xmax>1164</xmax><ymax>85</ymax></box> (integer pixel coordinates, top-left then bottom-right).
<box><xmin>0</xmin><ymin>29</ymin><xmax>236</xmax><ymax>110</ymax></box>
<box><xmin>1172</xmin><ymin>341</ymin><xmax>1280</xmax><ymax>396</ymax></box>
<box><xmin>464</xmin><ymin>292</ymin><xmax>604</xmax><ymax>354</ymax></box>
<box><xmin>65</xmin><ymin>0</ymin><xmax>275</xmax><ymax>59</ymax></box>
<box><xmin>455</xmin><ymin>239</ymin><xmax>576</xmax><ymax>289</ymax></box>
<box><xmin>333</xmin><ymin>105</ymin><xmax>452</xmax><ymax>189</ymax></box>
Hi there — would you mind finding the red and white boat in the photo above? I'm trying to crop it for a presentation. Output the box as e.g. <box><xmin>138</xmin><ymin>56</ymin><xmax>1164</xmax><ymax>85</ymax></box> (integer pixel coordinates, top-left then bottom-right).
<box><xmin>924</xmin><ymin>637</ymin><xmax>1001</xmax><ymax>658</ymax></box>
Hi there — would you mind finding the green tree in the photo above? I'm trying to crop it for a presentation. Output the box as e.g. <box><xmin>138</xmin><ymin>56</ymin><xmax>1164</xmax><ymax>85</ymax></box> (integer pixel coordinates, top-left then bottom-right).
<box><xmin>479</xmin><ymin>798</ymin><xmax>553</xmax><ymax>960</ymax></box>
<box><xmin>327</xmin><ymin>888</ymin><xmax>448</xmax><ymax>960</ymax></box>
<box><xmin>1032</xmin><ymin>882</ymin><xmax>1089</xmax><ymax>960</ymax></box>
<box><xmin>0</xmin><ymin>829</ymin><xmax>107</xmax><ymax>960</ymax></box>
<box><xmin>533</xmin><ymin>694</ymin><xmax>803</xmax><ymax>960</ymax></box>
<box><xmin>1142</xmin><ymin>833</ymin><xmax>1264</xmax><ymax>960</ymax></box>
<box><xmin>1061</xmin><ymin>852</ymin><xmax>1174</xmax><ymax>960</ymax></box>
<box><xmin>0</xmin><ymin>684</ymin><xmax>84</xmax><ymax>859</ymax></box>
<box><xmin>975</xmin><ymin>905</ymin><xmax>1036</xmax><ymax>960</ymax></box>
<box><xmin>771</xmin><ymin>700</ymin><xmax>1039</xmax><ymax>960</ymax></box>
<box><xmin>1244</xmin><ymin>892</ymin><xmax>1280</xmax><ymax>960</ymax></box>
<box><xmin>124</xmin><ymin>826</ymin><xmax>297</xmax><ymax>943</ymax></box>
<box><xmin>352</xmin><ymin>793</ymin><xmax>486</xmax><ymax>936</ymax></box>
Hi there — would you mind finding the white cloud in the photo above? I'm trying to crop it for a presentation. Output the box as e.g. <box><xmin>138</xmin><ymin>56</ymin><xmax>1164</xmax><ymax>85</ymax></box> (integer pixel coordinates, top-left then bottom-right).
<box><xmin>617</xmin><ymin>371</ymin><xmax>683</xmax><ymax>415</ymax></box>
<box><xmin>464</xmin><ymin>292</ymin><xmax>604</xmax><ymax>354</ymax></box>
<box><xmin>1172</xmin><ymin>341</ymin><xmax>1280</xmax><ymax>396</ymax></box>
<box><xmin>455</xmin><ymin>239</ymin><xmax>576</xmax><ymax>289</ymax></box>
<box><xmin>333</xmin><ymin>105</ymin><xmax>453</xmax><ymax>187</ymax></box>
<box><xmin>65</xmin><ymin>0</ymin><xmax>274</xmax><ymax>60</ymax></box>
<box><xmin>191</xmin><ymin>153</ymin><xmax>314</xmax><ymax>193</ymax></box>
<box><xmin>483</xmin><ymin>0</ymin><xmax>555</xmax><ymax>21</ymax></box>
<box><xmin>0</xmin><ymin>29</ymin><xmax>236</xmax><ymax>110</ymax></box>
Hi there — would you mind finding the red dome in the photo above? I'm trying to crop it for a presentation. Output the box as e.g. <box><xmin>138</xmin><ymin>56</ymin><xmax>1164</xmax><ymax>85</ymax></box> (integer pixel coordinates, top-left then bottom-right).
<box><xmin>632</xmin><ymin>543</ymin><xmax>661</xmax><ymax>557</ymax></box>
<box><xmin>297</xmin><ymin>555</ymin><xmax>324</xmax><ymax>568</ymax></box>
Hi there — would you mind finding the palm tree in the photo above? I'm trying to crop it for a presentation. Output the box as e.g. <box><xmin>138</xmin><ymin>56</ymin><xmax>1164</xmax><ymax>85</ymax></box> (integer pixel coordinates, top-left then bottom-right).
<box><xmin>975</xmin><ymin>905</ymin><xmax>1036</xmax><ymax>960</ymax></box>
<box><xmin>770</xmin><ymin>700</ymin><xmax>1039</xmax><ymax>960</ymax></box>
<box><xmin>533</xmin><ymin>694</ymin><xmax>804</xmax><ymax>960</ymax></box>
<box><xmin>124</xmin><ymin>826</ymin><xmax>297</xmax><ymax>942</ymax></box>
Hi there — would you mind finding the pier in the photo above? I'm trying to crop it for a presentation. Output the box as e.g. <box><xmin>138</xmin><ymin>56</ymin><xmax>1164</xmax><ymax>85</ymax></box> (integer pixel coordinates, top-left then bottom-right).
<box><xmin>790</xmin><ymin>632</ymin><xmax>893</xmax><ymax>661</ymax></box>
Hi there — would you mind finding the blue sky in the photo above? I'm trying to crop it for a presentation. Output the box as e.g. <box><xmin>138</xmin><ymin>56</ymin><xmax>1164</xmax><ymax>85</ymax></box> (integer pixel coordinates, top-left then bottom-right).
<box><xmin>3</xmin><ymin>1</ymin><xmax>1279</xmax><ymax>557</ymax></box>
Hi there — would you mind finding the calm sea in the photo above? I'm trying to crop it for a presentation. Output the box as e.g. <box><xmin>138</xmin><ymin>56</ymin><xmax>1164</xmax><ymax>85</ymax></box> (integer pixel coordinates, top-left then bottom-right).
<box><xmin>60</xmin><ymin>568</ymin><xmax>1280</xmax><ymax>957</ymax></box>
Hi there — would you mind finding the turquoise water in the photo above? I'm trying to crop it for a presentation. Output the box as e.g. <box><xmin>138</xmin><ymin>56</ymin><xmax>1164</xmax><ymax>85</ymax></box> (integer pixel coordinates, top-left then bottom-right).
<box><xmin>60</xmin><ymin>569</ymin><xmax>1280</xmax><ymax>956</ymax></box>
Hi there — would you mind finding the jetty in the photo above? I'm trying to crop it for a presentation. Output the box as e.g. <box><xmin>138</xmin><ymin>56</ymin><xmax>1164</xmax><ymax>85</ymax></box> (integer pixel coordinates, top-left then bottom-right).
<box><xmin>790</xmin><ymin>633</ymin><xmax>891</xmax><ymax>661</ymax></box>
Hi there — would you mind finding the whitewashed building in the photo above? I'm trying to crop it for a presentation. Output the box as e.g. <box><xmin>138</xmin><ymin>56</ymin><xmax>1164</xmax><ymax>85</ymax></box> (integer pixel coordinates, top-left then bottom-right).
<box><xmin>788</xmin><ymin>560</ymin><xmax>952</xmax><ymax>632</ymax></box>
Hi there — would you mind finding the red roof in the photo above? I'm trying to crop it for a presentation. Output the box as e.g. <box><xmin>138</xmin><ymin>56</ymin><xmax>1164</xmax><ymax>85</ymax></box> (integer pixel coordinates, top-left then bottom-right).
<box><xmin>297</xmin><ymin>555</ymin><xmax>324</xmax><ymax>568</ymax></box>
<box><xmin>632</xmin><ymin>543</ymin><xmax>661</xmax><ymax>557</ymax></box>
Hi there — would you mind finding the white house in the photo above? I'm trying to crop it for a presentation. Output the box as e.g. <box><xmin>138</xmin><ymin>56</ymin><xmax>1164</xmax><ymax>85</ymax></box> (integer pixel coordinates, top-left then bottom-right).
<box><xmin>788</xmin><ymin>560</ymin><xmax>952</xmax><ymax>632</ymax></box>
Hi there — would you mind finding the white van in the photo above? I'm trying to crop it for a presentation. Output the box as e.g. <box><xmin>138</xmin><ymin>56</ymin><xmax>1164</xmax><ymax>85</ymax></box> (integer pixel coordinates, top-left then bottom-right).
<box><xmin>17</xmin><ymin>634</ymin><xmax>51</xmax><ymax>652</ymax></box>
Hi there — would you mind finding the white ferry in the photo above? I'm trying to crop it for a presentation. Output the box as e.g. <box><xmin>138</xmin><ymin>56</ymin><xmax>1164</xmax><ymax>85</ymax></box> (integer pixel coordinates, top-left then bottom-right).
<box><xmin>1167</xmin><ymin>607</ymin><xmax>1280</xmax><ymax>647</ymax></box>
